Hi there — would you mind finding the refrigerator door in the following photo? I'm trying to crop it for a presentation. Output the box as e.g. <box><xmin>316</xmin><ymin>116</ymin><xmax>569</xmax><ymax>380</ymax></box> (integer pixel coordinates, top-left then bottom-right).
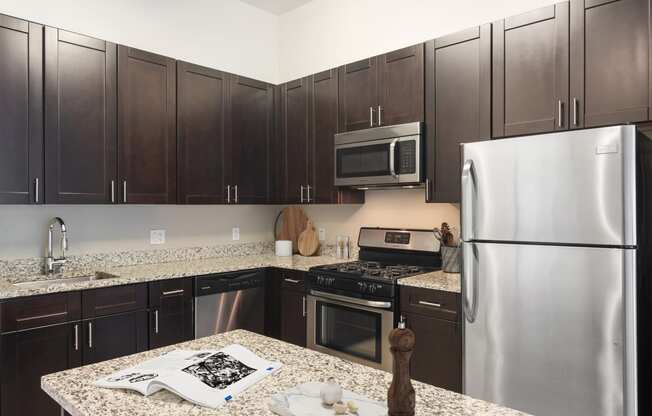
<box><xmin>461</xmin><ymin>125</ymin><xmax>636</xmax><ymax>246</ymax></box>
<box><xmin>462</xmin><ymin>242</ymin><xmax>637</xmax><ymax>416</ymax></box>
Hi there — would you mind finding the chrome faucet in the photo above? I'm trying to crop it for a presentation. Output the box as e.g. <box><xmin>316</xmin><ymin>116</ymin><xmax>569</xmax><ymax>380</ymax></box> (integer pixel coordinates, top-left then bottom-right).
<box><xmin>46</xmin><ymin>217</ymin><xmax>68</xmax><ymax>274</ymax></box>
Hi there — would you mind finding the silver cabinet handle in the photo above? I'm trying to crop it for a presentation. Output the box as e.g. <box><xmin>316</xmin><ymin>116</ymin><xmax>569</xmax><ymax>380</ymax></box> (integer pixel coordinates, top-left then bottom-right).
<box><xmin>425</xmin><ymin>178</ymin><xmax>430</xmax><ymax>201</ymax></box>
<box><xmin>418</xmin><ymin>300</ymin><xmax>442</xmax><ymax>308</ymax></box>
<box><xmin>226</xmin><ymin>185</ymin><xmax>231</xmax><ymax>203</ymax></box>
<box><xmin>369</xmin><ymin>106</ymin><xmax>374</xmax><ymax>127</ymax></box>
<box><xmin>377</xmin><ymin>105</ymin><xmax>382</xmax><ymax>126</ymax></box>
<box><xmin>111</xmin><ymin>180</ymin><xmax>115</xmax><ymax>203</ymax></box>
<box><xmin>389</xmin><ymin>139</ymin><xmax>398</xmax><ymax>178</ymax></box>
<box><xmin>284</xmin><ymin>278</ymin><xmax>300</xmax><ymax>284</ymax></box>
<box><xmin>573</xmin><ymin>98</ymin><xmax>579</xmax><ymax>127</ymax></box>
<box><xmin>162</xmin><ymin>289</ymin><xmax>184</xmax><ymax>296</ymax></box>
<box><xmin>462</xmin><ymin>242</ymin><xmax>479</xmax><ymax>323</ymax></box>
<box><xmin>34</xmin><ymin>177</ymin><xmax>39</xmax><ymax>203</ymax></box>
<box><xmin>461</xmin><ymin>159</ymin><xmax>475</xmax><ymax>241</ymax></box>
<box><xmin>74</xmin><ymin>324</ymin><xmax>79</xmax><ymax>351</ymax></box>
<box><xmin>306</xmin><ymin>185</ymin><xmax>311</xmax><ymax>203</ymax></box>
<box><xmin>122</xmin><ymin>180</ymin><xmax>127</xmax><ymax>203</ymax></box>
<box><xmin>557</xmin><ymin>100</ymin><xmax>563</xmax><ymax>128</ymax></box>
<box><xmin>302</xmin><ymin>296</ymin><xmax>306</xmax><ymax>317</ymax></box>
<box><xmin>88</xmin><ymin>322</ymin><xmax>93</xmax><ymax>348</ymax></box>
<box><xmin>154</xmin><ymin>310</ymin><xmax>159</xmax><ymax>334</ymax></box>
<box><xmin>300</xmin><ymin>185</ymin><xmax>304</xmax><ymax>203</ymax></box>
<box><xmin>234</xmin><ymin>185</ymin><xmax>238</xmax><ymax>204</ymax></box>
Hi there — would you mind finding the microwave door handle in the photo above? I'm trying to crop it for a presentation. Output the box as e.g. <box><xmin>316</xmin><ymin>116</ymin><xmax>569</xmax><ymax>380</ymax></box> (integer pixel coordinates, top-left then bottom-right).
<box><xmin>389</xmin><ymin>139</ymin><xmax>398</xmax><ymax>178</ymax></box>
<box><xmin>461</xmin><ymin>159</ymin><xmax>475</xmax><ymax>241</ymax></box>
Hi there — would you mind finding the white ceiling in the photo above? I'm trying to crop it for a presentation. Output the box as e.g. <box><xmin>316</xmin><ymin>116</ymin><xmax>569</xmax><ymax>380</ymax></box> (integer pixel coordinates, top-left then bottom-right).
<box><xmin>240</xmin><ymin>0</ymin><xmax>312</xmax><ymax>15</ymax></box>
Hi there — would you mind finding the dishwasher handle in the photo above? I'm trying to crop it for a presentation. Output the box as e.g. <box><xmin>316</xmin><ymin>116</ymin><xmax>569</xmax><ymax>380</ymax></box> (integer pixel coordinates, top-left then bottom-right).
<box><xmin>195</xmin><ymin>269</ymin><xmax>266</xmax><ymax>296</ymax></box>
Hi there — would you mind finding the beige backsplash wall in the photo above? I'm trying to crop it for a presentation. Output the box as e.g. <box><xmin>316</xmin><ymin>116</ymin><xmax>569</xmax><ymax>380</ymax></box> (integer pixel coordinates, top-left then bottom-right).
<box><xmin>303</xmin><ymin>189</ymin><xmax>460</xmax><ymax>245</ymax></box>
<box><xmin>0</xmin><ymin>190</ymin><xmax>458</xmax><ymax>260</ymax></box>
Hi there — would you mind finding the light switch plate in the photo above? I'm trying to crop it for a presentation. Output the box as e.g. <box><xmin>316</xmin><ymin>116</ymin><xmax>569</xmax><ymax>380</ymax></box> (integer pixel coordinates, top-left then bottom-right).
<box><xmin>150</xmin><ymin>229</ymin><xmax>166</xmax><ymax>245</ymax></box>
<box><xmin>318</xmin><ymin>228</ymin><xmax>326</xmax><ymax>241</ymax></box>
<box><xmin>232</xmin><ymin>227</ymin><xmax>240</xmax><ymax>241</ymax></box>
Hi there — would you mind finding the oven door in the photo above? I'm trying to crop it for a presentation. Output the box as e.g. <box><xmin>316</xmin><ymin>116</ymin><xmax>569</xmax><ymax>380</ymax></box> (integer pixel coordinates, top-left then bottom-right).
<box><xmin>307</xmin><ymin>290</ymin><xmax>394</xmax><ymax>372</ymax></box>
<box><xmin>334</xmin><ymin>136</ymin><xmax>420</xmax><ymax>186</ymax></box>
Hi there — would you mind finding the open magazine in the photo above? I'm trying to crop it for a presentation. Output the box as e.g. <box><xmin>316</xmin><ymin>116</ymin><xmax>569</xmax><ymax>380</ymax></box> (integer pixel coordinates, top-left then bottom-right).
<box><xmin>95</xmin><ymin>344</ymin><xmax>282</xmax><ymax>408</ymax></box>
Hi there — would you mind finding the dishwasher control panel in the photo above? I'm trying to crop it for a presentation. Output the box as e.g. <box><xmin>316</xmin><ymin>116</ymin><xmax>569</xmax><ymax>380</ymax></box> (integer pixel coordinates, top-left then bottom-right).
<box><xmin>195</xmin><ymin>269</ymin><xmax>266</xmax><ymax>296</ymax></box>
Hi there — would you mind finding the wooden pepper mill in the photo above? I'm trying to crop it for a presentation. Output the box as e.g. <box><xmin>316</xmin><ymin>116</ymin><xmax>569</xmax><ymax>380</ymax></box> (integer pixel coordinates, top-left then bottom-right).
<box><xmin>388</xmin><ymin>317</ymin><xmax>416</xmax><ymax>416</ymax></box>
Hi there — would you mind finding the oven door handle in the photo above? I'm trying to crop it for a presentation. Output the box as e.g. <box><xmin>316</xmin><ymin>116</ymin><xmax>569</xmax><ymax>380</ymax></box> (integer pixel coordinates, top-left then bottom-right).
<box><xmin>310</xmin><ymin>290</ymin><xmax>392</xmax><ymax>309</ymax></box>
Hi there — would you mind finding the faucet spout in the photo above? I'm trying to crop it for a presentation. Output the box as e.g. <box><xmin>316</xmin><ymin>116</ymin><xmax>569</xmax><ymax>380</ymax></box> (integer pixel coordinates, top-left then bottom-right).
<box><xmin>46</xmin><ymin>217</ymin><xmax>68</xmax><ymax>274</ymax></box>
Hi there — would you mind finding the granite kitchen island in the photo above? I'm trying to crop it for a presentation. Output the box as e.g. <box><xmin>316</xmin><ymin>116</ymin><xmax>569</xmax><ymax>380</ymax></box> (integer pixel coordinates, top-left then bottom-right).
<box><xmin>42</xmin><ymin>330</ymin><xmax>526</xmax><ymax>416</ymax></box>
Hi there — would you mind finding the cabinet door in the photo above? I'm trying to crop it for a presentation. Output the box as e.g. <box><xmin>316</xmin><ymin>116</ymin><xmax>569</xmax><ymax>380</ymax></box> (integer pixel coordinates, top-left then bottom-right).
<box><xmin>149</xmin><ymin>278</ymin><xmax>194</xmax><ymax>349</ymax></box>
<box><xmin>493</xmin><ymin>3</ymin><xmax>570</xmax><ymax>137</ymax></box>
<box><xmin>378</xmin><ymin>44</ymin><xmax>424</xmax><ymax>126</ymax></box>
<box><xmin>83</xmin><ymin>310</ymin><xmax>148</xmax><ymax>365</ymax></box>
<box><xmin>571</xmin><ymin>0</ymin><xmax>650</xmax><ymax>128</ymax></box>
<box><xmin>281</xmin><ymin>77</ymin><xmax>311</xmax><ymax>204</ymax></box>
<box><xmin>117</xmin><ymin>46</ymin><xmax>176</xmax><ymax>204</ymax></box>
<box><xmin>177</xmin><ymin>61</ymin><xmax>227</xmax><ymax>204</ymax></box>
<box><xmin>402</xmin><ymin>312</ymin><xmax>462</xmax><ymax>392</ymax></box>
<box><xmin>1</xmin><ymin>322</ymin><xmax>81</xmax><ymax>415</ymax></box>
<box><xmin>425</xmin><ymin>25</ymin><xmax>491</xmax><ymax>203</ymax></box>
<box><xmin>338</xmin><ymin>57</ymin><xmax>378</xmax><ymax>132</ymax></box>
<box><xmin>227</xmin><ymin>75</ymin><xmax>273</xmax><ymax>204</ymax></box>
<box><xmin>280</xmin><ymin>288</ymin><xmax>307</xmax><ymax>347</ymax></box>
<box><xmin>0</xmin><ymin>16</ymin><xmax>43</xmax><ymax>204</ymax></box>
<box><xmin>44</xmin><ymin>28</ymin><xmax>117</xmax><ymax>204</ymax></box>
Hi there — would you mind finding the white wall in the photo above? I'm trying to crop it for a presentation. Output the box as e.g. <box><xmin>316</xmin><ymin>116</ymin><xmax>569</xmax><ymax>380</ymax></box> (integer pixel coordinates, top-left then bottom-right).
<box><xmin>0</xmin><ymin>0</ymin><xmax>280</xmax><ymax>83</ymax></box>
<box><xmin>0</xmin><ymin>205</ymin><xmax>279</xmax><ymax>259</ymax></box>
<box><xmin>278</xmin><ymin>0</ymin><xmax>560</xmax><ymax>82</ymax></box>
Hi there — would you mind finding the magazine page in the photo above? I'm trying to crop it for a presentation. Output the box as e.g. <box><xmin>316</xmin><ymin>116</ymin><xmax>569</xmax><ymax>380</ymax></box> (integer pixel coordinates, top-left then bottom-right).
<box><xmin>95</xmin><ymin>345</ymin><xmax>282</xmax><ymax>408</ymax></box>
<box><xmin>157</xmin><ymin>344</ymin><xmax>282</xmax><ymax>408</ymax></box>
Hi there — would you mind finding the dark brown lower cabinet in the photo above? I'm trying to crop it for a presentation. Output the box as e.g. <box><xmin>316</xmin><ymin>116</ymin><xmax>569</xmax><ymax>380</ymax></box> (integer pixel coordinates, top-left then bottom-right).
<box><xmin>82</xmin><ymin>310</ymin><xmax>149</xmax><ymax>365</ymax></box>
<box><xmin>281</xmin><ymin>288</ymin><xmax>307</xmax><ymax>347</ymax></box>
<box><xmin>400</xmin><ymin>286</ymin><xmax>462</xmax><ymax>392</ymax></box>
<box><xmin>0</xmin><ymin>322</ymin><xmax>81</xmax><ymax>415</ymax></box>
<box><xmin>149</xmin><ymin>278</ymin><xmax>194</xmax><ymax>348</ymax></box>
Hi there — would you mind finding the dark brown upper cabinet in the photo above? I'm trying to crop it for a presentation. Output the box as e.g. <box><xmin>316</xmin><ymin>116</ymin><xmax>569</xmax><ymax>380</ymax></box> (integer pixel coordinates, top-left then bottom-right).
<box><xmin>425</xmin><ymin>25</ymin><xmax>491</xmax><ymax>203</ymax></box>
<box><xmin>280</xmin><ymin>77</ymin><xmax>311</xmax><ymax>204</ymax></box>
<box><xmin>339</xmin><ymin>44</ymin><xmax>424</xmax><ymax>132</ymax></box>
<box><xmin>493</xmin><ymin>3</ymin><xmax>570</xmax><ymax>138</ymax></box>
<box><xmin>0</xmin><ymin>15</ymin><xmax>43</xmax><ymax>204</ymax></box>
<box><xmin>570</xmin><ymin>0</ymin><xmax>651</xmax><ymax>128</ymax></box>
<box><xmin>44</xmin><ymin>28</ymin><xmax>117</xmax><ymax>204</ymax></box>
<box><xmin>117</xmin><ymin>46</ymin><xmax>177</xmax><ymax>204</ymax></box>
<box><xmin>177</xmin><ymin>61</ymin><xmax>227</xmax><ymax>204</ymax></box>
<box><xmin>226</xmin><ymin>75</ymin><xmax>274</xmax><ymax>204</ymax></box>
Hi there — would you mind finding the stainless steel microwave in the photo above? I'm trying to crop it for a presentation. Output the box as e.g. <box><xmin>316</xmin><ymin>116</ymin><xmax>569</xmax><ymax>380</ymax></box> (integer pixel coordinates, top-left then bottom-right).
<box><xmin>334</xmin><ymin>122</ymin><xmax>423</xmax><ymax>187</ymax></box>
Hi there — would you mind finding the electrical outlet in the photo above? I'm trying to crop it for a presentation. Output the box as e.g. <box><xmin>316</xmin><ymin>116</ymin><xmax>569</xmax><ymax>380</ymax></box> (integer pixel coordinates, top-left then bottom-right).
<box><xmin>150</xmin><ymin>229</ymin><xmax>166</xmax><ymax>245</ymax></box>
<box><xmin>232</xmin><ymin>227</ymin><xmax>240</xmax><ymax>241</ymax></box>
<box><xmin>318</xmin><ymin>228</ymin><xmax>326</xmax><ymax>241</ymax></box>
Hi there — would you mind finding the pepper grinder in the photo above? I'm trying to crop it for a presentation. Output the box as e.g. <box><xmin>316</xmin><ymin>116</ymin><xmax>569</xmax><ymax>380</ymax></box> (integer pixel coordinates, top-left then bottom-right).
<box><xmin>387</xmin><ymin>316</ymin><xmax>416</xmax><ymax>416</ymax></box>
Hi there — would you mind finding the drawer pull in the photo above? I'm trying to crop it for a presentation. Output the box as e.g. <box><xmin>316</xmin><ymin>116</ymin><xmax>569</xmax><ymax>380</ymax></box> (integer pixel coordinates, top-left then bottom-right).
<box><xmin>162</xmin><ymin>289</ymin><xmax>184</xmax><ymax>296</ymax></box>
<box><xmin>284</xmin><ymin>278</ymin><xmax>300</xmax><ymax>284</ymax></box>
<box><xmin>418</xmin><ymin>300</ymin><xmax>442</xmax><ymax>308</ymax></box>
<box><xmin>201</xmin><ymin>286</ymin><xmax>211</xmax><ymax>290</ymax></box>
<box><xmin>16</xmin><ymin>311</ymin><xmax>67</xmax><ymax>322</ymax></box>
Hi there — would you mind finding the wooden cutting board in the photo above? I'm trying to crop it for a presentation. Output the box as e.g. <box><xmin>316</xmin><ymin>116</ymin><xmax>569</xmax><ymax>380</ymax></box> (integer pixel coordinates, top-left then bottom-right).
<box><xmin>298</xmin><ymin>220</ymin><xmax>320</xmax><ymax>256</ymax></box>
<box><xmin>276</xmin><ymin>206</ymin><xmax>308</xmax><ymax>254</ymax></box>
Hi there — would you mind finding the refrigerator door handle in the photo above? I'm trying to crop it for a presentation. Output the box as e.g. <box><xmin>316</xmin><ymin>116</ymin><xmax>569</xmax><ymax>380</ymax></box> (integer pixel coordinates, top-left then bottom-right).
<box><xmin>461</xmin><ymin>159</ymin><xmax>475</xmax><ymax>241</ymax></box>
<box><xmin>462</xmin><ymin>242</ymin><xmax>478</xmax><ymax>323</ymax></box>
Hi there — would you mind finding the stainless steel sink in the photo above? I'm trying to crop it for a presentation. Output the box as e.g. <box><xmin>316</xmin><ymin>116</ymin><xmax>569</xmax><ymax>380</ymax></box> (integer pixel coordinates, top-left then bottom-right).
<box><xmin>13</xmin><ymin>271</ymin><xmax>119</xmax><ymax>289</ymax></box>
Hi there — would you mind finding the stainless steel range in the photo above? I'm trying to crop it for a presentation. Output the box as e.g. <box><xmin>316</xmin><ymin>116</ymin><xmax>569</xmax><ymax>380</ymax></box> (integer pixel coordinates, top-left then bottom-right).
<box><xmin>307</xmin><ymin>227</ymin><xmax>441</xmax><ymax>371</ymax></box>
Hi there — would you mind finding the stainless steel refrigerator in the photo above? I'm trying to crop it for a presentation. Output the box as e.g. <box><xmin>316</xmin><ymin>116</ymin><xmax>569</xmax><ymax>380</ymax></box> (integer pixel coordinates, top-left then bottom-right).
<box><xmin>460</xmin><ymin>125</ymin><xmax>652</xmax><ymax>416</ymax></box>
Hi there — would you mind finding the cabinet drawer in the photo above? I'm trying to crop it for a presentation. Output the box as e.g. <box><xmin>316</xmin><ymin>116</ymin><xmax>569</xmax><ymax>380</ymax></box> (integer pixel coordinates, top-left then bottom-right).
<box><xmin>149</xmin><ymin>278</ymin><xmax>193</xmax><ymax>307</ymax></box>
<box><xmin>0</xmin><ymin>291</ymin><xmax>81</xmax><ymax>332</ymax></box>
<box><xmin>400</xmin><ymin>286</ymin><xmax>460</xmax><ymax>321</ymax></box>
<box><xmin>278</xmin><ymin>269</ymin><xmax>306</xmax><ymax>292</ymax></box>
<box><xmin>82</xmin><ymin>283</ymin><xmax>147</xmax><ymax>318</ymax></box>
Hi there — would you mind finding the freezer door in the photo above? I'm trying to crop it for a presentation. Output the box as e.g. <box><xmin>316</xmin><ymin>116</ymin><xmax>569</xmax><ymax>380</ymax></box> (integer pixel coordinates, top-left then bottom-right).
<box><xmin>461</xmin><ymin>125</ymin><xmax>637</xmax><ymax>246</ymax></box>
<box><xmin>463</xmin><ymin>242</ymin><xmax>637</xmax><ymax>416</ymax></box>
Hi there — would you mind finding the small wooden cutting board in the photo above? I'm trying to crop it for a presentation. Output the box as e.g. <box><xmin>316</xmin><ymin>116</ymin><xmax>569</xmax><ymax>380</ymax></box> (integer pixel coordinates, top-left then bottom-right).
<box><xmin>276</xmin><ymin>206</ymin><xmax>309</xmax><ymax>254</ymax></box>
<box><xmin>298</xmin><ymin>220</ymin><xmax>320</xmax><ymax>256</ymax></box>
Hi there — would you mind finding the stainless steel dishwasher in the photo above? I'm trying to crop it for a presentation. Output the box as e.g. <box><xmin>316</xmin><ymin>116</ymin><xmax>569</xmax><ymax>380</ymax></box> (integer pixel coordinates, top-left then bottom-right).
<box><xmin>194</xmin><ymin>269</ymin><xmax>266</xmax><ymax>338</ymax></box>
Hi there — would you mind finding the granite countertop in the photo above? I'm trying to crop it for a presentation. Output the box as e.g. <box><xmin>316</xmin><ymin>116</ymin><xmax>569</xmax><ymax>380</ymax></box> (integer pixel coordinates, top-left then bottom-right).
<box><xmin>0</xmin><ymin>254</ymin><xmax>347</xmax><ymax>301</ymax></box>
<box><xmin>42</xmin><ymin>329</ymin><xmax>527</xmax><ymax>416</ymax></box>
<box><xmin>398</xmin><ymin>270</ymin><xmax>461</xmax><ymax>293</ymax></box>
